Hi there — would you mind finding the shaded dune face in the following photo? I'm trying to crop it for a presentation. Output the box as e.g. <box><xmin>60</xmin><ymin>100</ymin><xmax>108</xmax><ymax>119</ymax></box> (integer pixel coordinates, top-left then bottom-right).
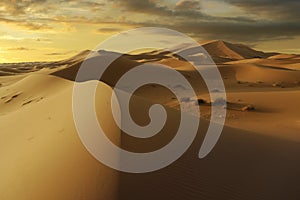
<box><xmin>0</xmin><ymin>40</ymin><xmax>300</xmax><ymax>199</ymax></box>
<box><xmin>119</xmin><ymin>122</ymin><xmax>300</xmax><ymax>200</ymax></box>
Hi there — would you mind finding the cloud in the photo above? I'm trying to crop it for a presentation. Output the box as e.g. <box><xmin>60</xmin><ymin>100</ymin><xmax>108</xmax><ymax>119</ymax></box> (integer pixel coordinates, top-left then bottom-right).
<box><xmin>78</xmin><ymin>0</ymin><xmax>106</xmax><ymax>11</ymax></box>
<box><xmin>0</xmin><ymin>0</ymin><xmax>105</xmax><ymax>15</ymax></box>
<box><xmin>175</xmin><ymin>0</ymin><xmax>201</xmax><ymax>10</ymax></box>
<box><xmin>112</xmin><ymin>0</ymin><xmax>205</xmax><ymax>18</ymax></box>
<box><xmin>0</xmin><ymin>0</ymin><xmax>106</xmax><ymax>31</ymax></box>
<box><xmin>0</xmin><ymin>0</ymin><xmax>48</xmax><ymax>15</ymax></box>
<box><xmin>113</xmin><ymin>0</ymin><xmax>173</xmax><ymax>16</ymax></box>
<box><xmin>222</xmin><ymin>0</ymin><xmax>300</xmax><ymax>20</ymax></box>
<box><xmin>125</xmin><ymin>17</ymin><xmax>300</xmax><ymax>43</ymax></box>
<box><xmin>0</xmin><ymin>16</ymin><xmax>53</xmax><ymax>31</ymax></box>
<box><xmin>106</xmin><ymin>0</ymin><xmax>299</xmax><ymax>43</ymax></box>
<box><xmin>174</xmin><ymin>21</ymin><xmax>300</xmax><ymax>42</ymax></box>
<box><xmin>97</xmin><ymin>27</ymin><xmax>122</xmax><ymax>33</ymax></box>
<box><xmin>45</xmin><ymin>50</ymin><xmax>75</xmax><ymax>56</ymax></box>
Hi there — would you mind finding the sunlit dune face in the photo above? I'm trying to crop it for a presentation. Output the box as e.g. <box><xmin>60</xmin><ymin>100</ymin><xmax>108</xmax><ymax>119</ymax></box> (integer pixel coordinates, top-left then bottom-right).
<box><xmin>0</xmin><ymin>0</ymin><xmax>299</xmax><ymax>62</ymax></box>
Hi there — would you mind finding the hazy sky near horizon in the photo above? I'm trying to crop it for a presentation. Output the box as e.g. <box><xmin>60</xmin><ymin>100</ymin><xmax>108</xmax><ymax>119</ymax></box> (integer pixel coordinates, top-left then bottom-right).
<box><xmin>0</xmin><ymin>0</ymin><xmax>299</xmax><ymax>62</ymax></box>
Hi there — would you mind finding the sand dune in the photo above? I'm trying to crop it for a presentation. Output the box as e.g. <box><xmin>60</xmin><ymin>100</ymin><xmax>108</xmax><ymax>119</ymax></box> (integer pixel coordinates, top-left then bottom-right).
<box><xmin>201</xmin><ymin>40</ymin><xmax>276</xmax><ymax>62</ymax></box>
<box><xmin>268</xmin><ymin>54</ymin><xmax>300</xmax><ymax>60</ymax></box>
<box><xmin>1</xmin><ymin>74</ymin><xmax>300</xmax><ymax>199</ymax></box>
<box><xmin>1</xmin><ymin>40</ymin><xmax>300</xmax><ymax>199</ymax></box>
<box><xmin>234</xmin><ymin>63</ymin><xmax>300</xmax><ymax>84</ymax></box>
<box><xmin>0</xmin><ymin>74</ymin><xmax>119</xmax><ymax>200</ymax></box>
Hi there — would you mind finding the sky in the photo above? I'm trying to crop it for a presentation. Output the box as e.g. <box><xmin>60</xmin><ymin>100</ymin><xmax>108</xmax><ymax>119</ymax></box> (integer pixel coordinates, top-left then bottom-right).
<box><xmin>0</xmin><ymin>0</ymin><xmax>299</xmax><ymax>63</ymax></box>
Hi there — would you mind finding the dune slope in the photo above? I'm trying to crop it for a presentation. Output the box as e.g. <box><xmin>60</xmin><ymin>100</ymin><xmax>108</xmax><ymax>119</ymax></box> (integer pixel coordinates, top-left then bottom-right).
<box><xmin>1</xmin><ymin>73</ymin><xmax>300</xmax><ymax>199</ymax></box>
<box><xmin>0</xmin><ymin>74</ymin><xmax>119</xmax><ymax>200</ymax></box>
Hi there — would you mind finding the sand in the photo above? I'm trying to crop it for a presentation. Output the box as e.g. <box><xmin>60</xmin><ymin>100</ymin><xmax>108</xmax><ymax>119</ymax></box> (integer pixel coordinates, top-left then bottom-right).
<box><xmin>0</xmin><ymin>75</ymin><xmax>119</xmax><ymax>200</ymax></box>
<box><xmin>0</xmin><ymin>40</ymin><xmax>300</xmax><ymax>199</ymax></box>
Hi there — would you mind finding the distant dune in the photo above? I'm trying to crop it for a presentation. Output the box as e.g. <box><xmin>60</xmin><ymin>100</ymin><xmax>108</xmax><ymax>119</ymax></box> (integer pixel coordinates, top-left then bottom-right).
<box><xmin>201</xmin><ymin>40</ymin><xmax>277</xmax><ymax>62</ymax></box>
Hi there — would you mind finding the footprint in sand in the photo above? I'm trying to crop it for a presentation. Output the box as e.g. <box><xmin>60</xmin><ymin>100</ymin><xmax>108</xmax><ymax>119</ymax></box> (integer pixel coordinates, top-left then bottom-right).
<box><xmin>4</xmin><ymin>92</ymin><xmax>22</xmax><ymax>103</ymax></box>
<box><xmin>22</xmin><ymin>97</ymin><xmax>44</xmax><ymax>106</ymax></box>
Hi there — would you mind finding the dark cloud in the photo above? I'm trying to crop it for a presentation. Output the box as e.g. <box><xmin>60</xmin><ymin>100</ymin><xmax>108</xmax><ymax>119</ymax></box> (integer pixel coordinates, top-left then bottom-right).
<box><xmin>57</xmin><ymin>0</ymin><xmax>106</xmax><ymax>12</ymax></box>
<box><xmin>222</xmin><ymin>0</ymin><xmax>300</xmax><ymax>20</ymax></box>
<box><xmin>108</xmin><ymin>0</ymin><xmax>300</xmax><ymax>43</ymax></box>
<box><xmin>175</xmin><ymin>20</ymin><xmax>300</xmax><ymax>42</ymax></box>
<box><xmin>126</xmin><ymin>18</ymin><xmax>300</xmax><ymax>43</ymax></box>
<box><xmin>113</xmin><ymin>0</ymin><xmax>208</xmax><ymax>19</ymax></box>
<box><xmin>175</xmin><ymin>0</ymin><xmax>201</xmax><ymax>10</ymax></box>
<box><xmin>97</xmin><ymin>27</ymin><xmax>122</xmax><ymax>33</ymax></box>
<box><xmin>77</xmin><ymin>1</ymin><xmax>105</xmax><ymax>7</ymax></box>
<box><xmin>113</xmin><ymin>0</ymin><xmax>173</xmax><ymax>16</ymax></box>
<box><xmin>112</xmin><ymin>0</ymin><xmax>208</xmax><ymax>22</ymax></box>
